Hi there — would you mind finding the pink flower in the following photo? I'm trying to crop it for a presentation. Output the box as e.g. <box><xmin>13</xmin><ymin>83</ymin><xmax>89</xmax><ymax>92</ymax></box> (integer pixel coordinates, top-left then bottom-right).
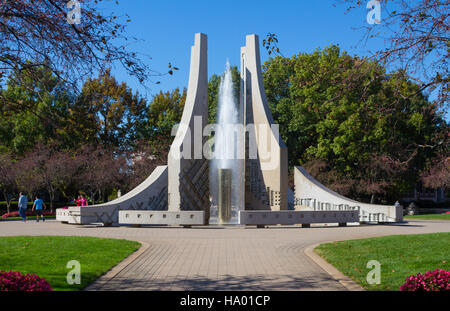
<box><xmin>0</xmin><ymin>271</ymin><xmax>53</xmax><ymax>291</ymax></box>
<box><xmin>401</xmin><ymin>269</ymin><xmax>450</xmax><ymax>291</ymax></box>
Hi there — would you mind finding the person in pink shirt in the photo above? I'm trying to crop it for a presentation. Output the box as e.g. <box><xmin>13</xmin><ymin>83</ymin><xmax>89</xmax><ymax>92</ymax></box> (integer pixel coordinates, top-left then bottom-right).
<box><xmin>80</xmin><ymin>195</ymin><xmax>88</xmax><ymax>207</ymax></box>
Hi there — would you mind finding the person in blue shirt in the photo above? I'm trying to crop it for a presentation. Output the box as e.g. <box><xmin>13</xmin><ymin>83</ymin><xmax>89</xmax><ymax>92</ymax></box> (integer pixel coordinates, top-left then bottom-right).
<box><xmin>18</xmin><ymin>192</ymin><xmax>28</xmax><ymax>222</ymax></box>
<box><xmin>32</xmin><ymin>195</ymin><xmax>47</xmax><ymax>223</ymax></box>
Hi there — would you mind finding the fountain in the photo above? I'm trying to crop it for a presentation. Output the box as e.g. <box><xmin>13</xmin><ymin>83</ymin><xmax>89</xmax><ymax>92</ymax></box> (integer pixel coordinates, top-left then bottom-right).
<box><xmin>218</xmin><ymin>168</ymin><xmax>232</xmax><ymax>223</ymax></box>
<box><xmin>57</xmin><ymin>34</ymin><xmax>399</xmax><ymax>227</ymax></box>
<box><xmin>210</xmin><ymin>61</ymin><xmax>244</xmax><ymax>225</ymax></box>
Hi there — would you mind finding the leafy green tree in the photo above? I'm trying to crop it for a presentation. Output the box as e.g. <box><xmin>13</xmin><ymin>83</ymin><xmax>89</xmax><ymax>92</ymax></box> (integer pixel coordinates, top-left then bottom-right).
<box><xmin>338</xmin><ymin>0</ymin><xmax>449</xmax><ymax>110</ymax></box>
<box><xmin>0</xmin><ymin>0</ymin><xmax>154</xmax><ymax>113</ymax></box>
<box><xmin>145</xmin><ymin>88</ymin><xmax>187</xmax><ymax>140</ymax></box>
<box><xmin>262</xmin><ymin>45</ymin><xmax>446</xmax><ymax>202</ymax></box>
<box><xmin>0</xmin><ymin>66</ymin><xmax>73</xmax><ymax>154</ymax></box>
<box><xmin>78</xmin><ymin>69</ymin><xmax>148</xmax><ymax>150</ymax></box>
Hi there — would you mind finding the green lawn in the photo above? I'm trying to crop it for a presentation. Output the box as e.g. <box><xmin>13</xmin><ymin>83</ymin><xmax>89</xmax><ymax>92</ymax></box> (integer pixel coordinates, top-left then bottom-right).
<box><xmin>404</xmin><ymin>214</ymin><xmax>450</xmax><ymax>221</ymax></box>
<box><xmin>0</xmin><ymin>236</ymin><xmax>140</xmax><ymax>291</ymax></box>
<box><xmin>316</xmin><ymin>233</ymin><xmax>450</xmax><ymax>291</ymax></box>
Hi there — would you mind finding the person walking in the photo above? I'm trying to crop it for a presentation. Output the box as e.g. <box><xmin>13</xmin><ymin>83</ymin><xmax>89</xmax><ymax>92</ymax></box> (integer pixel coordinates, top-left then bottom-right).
<box><xmin>32</xmin><ymin>195</ymin><xmax>47</xmax><ymax>222</ymax></box>
<box><xmin>18</xmin><ymin>192</ymin><xmax>28</xmax><ymax>222</ymax></box>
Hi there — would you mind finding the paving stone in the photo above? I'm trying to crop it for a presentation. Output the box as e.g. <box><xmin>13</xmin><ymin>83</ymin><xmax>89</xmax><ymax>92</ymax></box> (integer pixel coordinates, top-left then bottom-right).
<box><xmin>1</xmin><ymin>220</ymin><xmax>448</xmax><ymax>291</ymax></box>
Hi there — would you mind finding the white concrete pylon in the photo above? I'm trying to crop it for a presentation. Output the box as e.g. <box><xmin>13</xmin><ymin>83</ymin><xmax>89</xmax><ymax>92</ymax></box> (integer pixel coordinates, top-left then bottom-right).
<box><xmin>168</xmin><ymin>33</ymin><xmax>210</xmax><ymax>220</ymax></box>
<box><xmin>241</xmin><ymin>34</ymin><xmax>289</xmax><ymax>211</ymax></box>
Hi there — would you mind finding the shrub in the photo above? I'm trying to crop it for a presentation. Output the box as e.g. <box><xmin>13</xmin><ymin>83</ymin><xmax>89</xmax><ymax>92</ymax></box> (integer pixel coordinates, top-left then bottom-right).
<box><xmin>400</xmin><ymin>269</ymin><xmax>450</xmax><ymax>291</ymax></box>
<box><xmin>413</xmin><ymin>200</ymin><xmax>450</xmax><ymax>209</ymax></box>
<box><xmin>0</xmin><ymin>271</ymin><xmax>53</xmax><ymax>291</ymax></box>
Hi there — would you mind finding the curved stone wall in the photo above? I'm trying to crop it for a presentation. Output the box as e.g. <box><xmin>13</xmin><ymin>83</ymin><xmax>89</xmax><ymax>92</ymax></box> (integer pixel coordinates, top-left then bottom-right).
<box><xmin>57</xmin><ymin>166</ymin><xmax>168</xmax><ymax>225</ymax></box>
<box><xmin>294</xmin><ymin>166</ymin><xmax>403</xmax><ymax>222</ymax></box>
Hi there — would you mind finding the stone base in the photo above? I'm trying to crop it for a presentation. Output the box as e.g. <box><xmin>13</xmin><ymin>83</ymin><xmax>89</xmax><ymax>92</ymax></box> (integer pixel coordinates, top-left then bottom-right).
<box><xmin>119</xmin><ymin>211</ymin><xmax>206</xmax><ymax>226</ymax></box>
<box><xmin>56</xmin><ymin>209</ymin><xmax>71</xmax><ymax>223</ymax></box>
<box><xmin>65</xmin><ymin>206</ymin><xmax>119</xmax><ymax>225</ymax></box>
<box><xmin>239</xmin><ymin>211</ymin><xmax>359</xmax><ymax>226</ymax></box>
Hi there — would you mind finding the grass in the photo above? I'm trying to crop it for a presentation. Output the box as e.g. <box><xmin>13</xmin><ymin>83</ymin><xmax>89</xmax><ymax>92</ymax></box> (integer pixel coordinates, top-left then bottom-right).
<box><xmin>0</xmin><ymin>236</ymin><xmax>140</xmax><ymax>291</ymax></box>
<box><xmin>404</xmin><ymin>214</ymin><xmax>450</xmax><ymax>221</ymax></box>
<box><xmin>315</xmin><ymin>233</ymin><xmax>450</xmax><ymax>291</ymax></box>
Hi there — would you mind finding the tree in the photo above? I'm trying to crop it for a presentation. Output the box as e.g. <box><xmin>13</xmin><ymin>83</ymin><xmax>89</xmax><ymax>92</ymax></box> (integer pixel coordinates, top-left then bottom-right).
<box><xmin>0</xmin><ymin>66</ymin><xmax>74</xmax><ymax>153</ymax></box>
<box><xmin>78</xmin><ymin>69</ymin><xmax>148</xmax><ymax>150</ymax></box>
<box><xmin>14</xmin><ymin>153</ymin><xmax>43</xmax><ymax>202</ymax></box>
<box><xmin>337</xmin><ymin>0</ymin><xmax>448</xmax><ymax>115</ymax></box>
<box><xmin>0</xmin><ymin>152</ymin><xmax>17</xmax><ymax>213</ymax></box>
<box><xmin>76</xmin><ymin>145</ymin><xmax>126</xmax><ymax>204</ymax></box>
<box><xmin>421</xmin><ymin>147</ymin><xmax>450</xmax><ymax>190</ymax></box>
<box><xmin>14</xmin><ymin>144</ymin><xmax>78</xmax><ymax>211</ymax></box>
<box><xmin>0</xmin><ymin>0</ymin><xmax>155</xmax><ymax>114</ymax></box>
<box><xmin>127</xmin><ymin>137</ymin><xmax>170</xmax><ymax>189</ymax></box>
<box><xmin>262</xmin><ymin>45</ymin><xmax>446</xmax><ymax>202</ymax></box>
<box><xmin>145</xmin><ymin>88</ymin><xmax>186</xmax><ymax>140</ymax></box>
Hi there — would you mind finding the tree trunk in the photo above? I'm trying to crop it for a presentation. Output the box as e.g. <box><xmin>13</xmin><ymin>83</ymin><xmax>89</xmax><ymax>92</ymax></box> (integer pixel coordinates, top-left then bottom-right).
<box><xmin>103</xmin><ymin>190</ymin><xmax>108</xmax><ymax>204</ymax></box>
<box><xmin>3</xmin><ymin>189</ymin><xmax>11</xmax><ymax>214</ymax></box>
<box><xmin>370</xmin><ymin>194</ymin><xmax>375</xmax><ymax>204</ymax></box>
<box><xmin>47</xmin><ymin>185</ymin><xmax>55</xmax><ymax>213</ymax></box>
<box><xmin>50</xmin><ymin>191</ymin><xmax>54</xmax><ymax>213</ymax></box>
<box><xmin>90</xmin><ymin>191</ymin><xmax>96</xmax><ymax>205</ymax></box>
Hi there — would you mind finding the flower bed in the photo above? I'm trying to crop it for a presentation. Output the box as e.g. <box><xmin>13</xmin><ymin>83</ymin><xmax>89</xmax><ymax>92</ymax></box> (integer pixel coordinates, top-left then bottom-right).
<box><xmin>1</xmin><ymin>211</ymin><xmax>56</xmax><ymax>219</ymax></box>
<box><xmin>0</xmin><ymin>271</ymin><xmax>53</xmax><ymax>291</ymax></box>
<box><xmin>400</xmin><ymin>269</ymin><xmax>450</xmax><ymax>291</ymax></box>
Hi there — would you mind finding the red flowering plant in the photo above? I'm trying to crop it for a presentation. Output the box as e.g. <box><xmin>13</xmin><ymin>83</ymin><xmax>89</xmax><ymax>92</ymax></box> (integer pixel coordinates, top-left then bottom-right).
<box><xmin>1</xmin><ymin>211</ymin><xmax>56</xmax><ymax>219</ymax></box>
<box><xmin>0</xmin><ymin>271</ymin><xmax>53</xmax><ymax>291</ymax></box>
<box><xmin>400</xmin><ymin>269</ymin><xmax>450</xmax><ymax>291</ymax></box>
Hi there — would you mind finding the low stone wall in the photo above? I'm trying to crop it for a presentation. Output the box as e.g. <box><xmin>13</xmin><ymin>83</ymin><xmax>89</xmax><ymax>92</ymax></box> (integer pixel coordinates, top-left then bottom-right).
<box><xmin>119</xmin><ymin>211</ymin><xmax>205</xmax><ymax>226</ymax></box>
<box><xmin>239</xmin><ymin>210</ymin><xmax>359</xmax><ymax>226</ymax></box>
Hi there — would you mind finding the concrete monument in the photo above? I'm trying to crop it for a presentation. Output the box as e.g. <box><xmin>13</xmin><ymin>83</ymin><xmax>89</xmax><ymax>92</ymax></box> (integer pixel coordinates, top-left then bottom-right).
<box><xmin>167</xmin><ymin>33</ymin><xmax>210</xmax><ymax>220</ymax></box>
<box><xmin>240</xmin><ymin>35</ymin><xmax>289</xmax><ymax>212</ymax></box>
<box><xmin>56</xmin><ymin>33</ymin><xmax>402</xmax><ymax>227</ymax></box>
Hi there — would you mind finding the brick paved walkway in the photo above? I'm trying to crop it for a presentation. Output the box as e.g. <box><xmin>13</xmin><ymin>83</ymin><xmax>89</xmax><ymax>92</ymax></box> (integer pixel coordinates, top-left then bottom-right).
<box><xmin>1</xmin><ymin>220</ymin><xmax>449</xmax><ymax>291</ymax></box>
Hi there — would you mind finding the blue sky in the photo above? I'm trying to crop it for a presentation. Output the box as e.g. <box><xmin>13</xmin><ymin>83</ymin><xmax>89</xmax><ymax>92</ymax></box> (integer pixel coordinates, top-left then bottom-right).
<box><xmin>101</xmin><ymin>0</ymin><xmax>447</xmax><ymax>121</ymax></box>
<box><xmin>107</xmin><ymin>0</ymin><xmax>385</xmax><ymax>97</ymax></box>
